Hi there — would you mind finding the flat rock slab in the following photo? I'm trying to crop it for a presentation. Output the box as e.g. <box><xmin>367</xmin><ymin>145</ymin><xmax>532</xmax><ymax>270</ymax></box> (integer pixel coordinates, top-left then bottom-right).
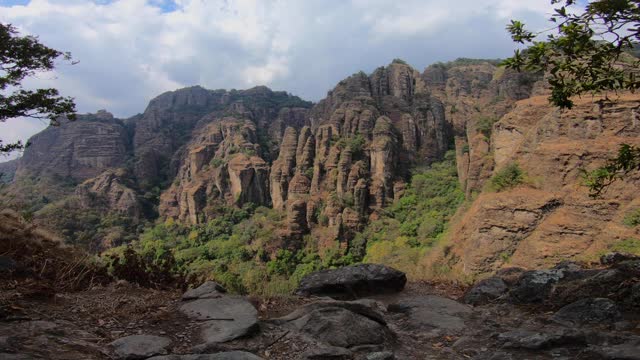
<box><xmin>296</xmin><ymin>263</ymin><xmax>406</xmax><ymax>299</ymax></box>
<box><xmin>590</xmin><ymin>341</ymin><xmax>640</xmax><ymax>360</ymax></box>
<box><xmin>148</xmin><ymin>351</ymin><xmax>264</xmax><ymax>360</ymax></box>
<box><xmin>286</xmin><ymin>306</ymin><xmax>388</xmax><ymax>348</ymax></box>
<box><xmin>388</xmin><ymin>295</ymin><xmax>472</xmax><ymax>333</ymax></box>
<box><xmin>182</xmin><ymin>281</ymin><xmax>227</xmax><ymax>301</ymax></box>
<box><xmin>110</xmin><ymin>334</ymin><xmax>172</xmax><ymax>359</ymax></box>
<box><xmin>180</xmin><ymin>296</ymin><xmax>258</xmax><ymax>343</ymax></box>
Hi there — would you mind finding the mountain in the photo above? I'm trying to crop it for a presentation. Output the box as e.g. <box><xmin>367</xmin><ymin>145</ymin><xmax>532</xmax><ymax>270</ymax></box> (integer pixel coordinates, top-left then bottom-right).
<box><xmin>1</xmin><ymin>58</ymin><xmax>639</xmax><ymax>283</ymax></box>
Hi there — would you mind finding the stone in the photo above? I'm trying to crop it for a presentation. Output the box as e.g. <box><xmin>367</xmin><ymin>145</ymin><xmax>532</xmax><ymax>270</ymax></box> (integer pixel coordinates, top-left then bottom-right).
<box><xmin>388</xmin><ymin>295</ymin><xmax>472</xmax><ymax>333</ymax></box>
<box><xmin>148</xmin><ymin>352</ymin><xmax>264</xmax><ymax>360</ymax></box>
<box><xmin>508</xmin><ymin>269</ymin><xmax>566</xmax><ymax>303</ymax></box>
<box><xmin>110</xmin><ymin>334</ymin><xmax>172</xmax><ymax>360</ymax></box>
<box><xmin>296</xmin><ymin>264</ymin><xmax>406</xmax><ymax>298</ymax></box>
<box><xmin>600</xmin><ymin>252</ymin><xmax>640</xmax><ymax>265</ymax></box>
<box><xmin>498</xmin><ymin>328</ymin><xmax>586</xmax><ymax>350</ymax></box>
<box><xmin>589</xmin><ymin>340</ymin><xmax>640</xmax><ymax>360</ymax></box>
<box><xmin>180</xmin><ymin>296</ymin><xmax>258</xmax><ymax>344</ymax></box>
<box><xmin>303</xmin><ymin>345</ymin><xmax>353</xmax><ymax>359</ymax></box>
<box><xmin>552</xmin><ymin>298</ymin><xmax>622</xmax><ymax>326</ymax></box>
<box><xmin>282</xmin><ymin>306</ymin><xmax>388</xmax><ymax>348</ymax></box>
<box><xmin>462</xmin><ymin>277</ymin><xmax>508</xmax><ymax>305</ymax></box>
<box><xmin>182</xmin><ymin>281</ymin><xmax>227</xmax><ymax>301</ymax></box>
<box><xmin>272</xmin><ymin>299</ymin><xmax>386</xmax><ymax>326</ymax></box>
<box><xmin>366</xmin><ymin>351</ymin><xmax>395</xmax><ymax>360</ymax></box>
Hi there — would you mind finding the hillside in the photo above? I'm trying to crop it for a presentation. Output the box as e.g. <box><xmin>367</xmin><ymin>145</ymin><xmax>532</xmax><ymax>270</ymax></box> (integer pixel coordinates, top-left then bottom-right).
<box><xmin>2</xmin><ymin>58</ymin><xmax>640</xmax><ymax>290</ymax></box>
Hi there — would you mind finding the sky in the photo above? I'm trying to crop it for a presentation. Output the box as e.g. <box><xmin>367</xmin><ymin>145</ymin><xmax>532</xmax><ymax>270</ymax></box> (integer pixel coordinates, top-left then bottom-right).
<box><xmin>0</xmin><ymin>0</ymin><xmax>557</xmax><ymax>161</ymax></box>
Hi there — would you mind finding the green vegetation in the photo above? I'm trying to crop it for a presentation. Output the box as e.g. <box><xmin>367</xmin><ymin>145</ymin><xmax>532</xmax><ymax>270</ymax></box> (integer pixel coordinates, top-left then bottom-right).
<box><xmin>353</xmin><ymin>150</ymin><xmax>465</xmax><ymax>277</ymax></box>
<box><xmin>476</xmin><ymin>116</ymin><xmax>498</xmax><ymax>138</ymax></box>
<box><xmin>210</xmin><ymin>158</ymin><xmax>225</xmax><ymax>168</ymax></box>
<box><xmin>609</xmin><ymin>238</ymin><xmax>640</xmax><ymax>256</ymax></box>
<box><xmin>0</xmin><ymin>23</ymin><xmax>76</xmax><ymax>154</ymax></box>
<box><xmin>107</xmin><ymin>205</ymin><xmax>326</xmax><ymax>296</ymax></box>
<box><xmin>488</xmin><ymin>163</ymin><xmax>525</xmax><ymax>192</ymax></box>
<box><xmin>623</xmin><ymin>208</ymin><xmax>640</xmax><ymax>227</ymax></box>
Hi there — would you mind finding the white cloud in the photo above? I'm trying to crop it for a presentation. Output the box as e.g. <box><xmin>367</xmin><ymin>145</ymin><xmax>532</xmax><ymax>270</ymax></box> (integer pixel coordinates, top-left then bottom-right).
<box><xmin>0</xmin><ymin>0</ymin><xmax>555</xmax><ymax>158</ymax></box>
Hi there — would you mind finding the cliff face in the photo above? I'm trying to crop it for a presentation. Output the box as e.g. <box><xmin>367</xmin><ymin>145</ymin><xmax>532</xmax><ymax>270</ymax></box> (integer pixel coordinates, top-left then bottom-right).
<box><xmin>444</xmin><ymin>94</ymin><xmax>640</xmax><ymax>275</ymax></box>
<box><xmin>16</xmin><ymin>110</ymin><xmax>130</xmax><ymax>182</ymax></box>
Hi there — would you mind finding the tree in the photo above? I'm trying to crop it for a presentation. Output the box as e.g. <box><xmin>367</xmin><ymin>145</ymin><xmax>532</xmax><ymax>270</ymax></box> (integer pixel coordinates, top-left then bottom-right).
<box><xmin>1</xmin><ymin>23</ymin><xmax>76</xmax><ymax>154</ymax></box>
<box><xmin>504</xmin><ymin>0</ymin><xmax>640</xmax><ymax>196</ymax></box>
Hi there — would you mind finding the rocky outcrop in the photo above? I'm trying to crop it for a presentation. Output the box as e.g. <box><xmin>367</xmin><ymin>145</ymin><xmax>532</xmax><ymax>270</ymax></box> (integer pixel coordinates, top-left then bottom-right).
<box><xmin>444</xmin><ymin>94</ymin><xmax>640</xmax><ymax>276</ymax></box>
<box><xmin>0</xmin><ymin>159</ymin><xmax>18</xmax><ymax>183</ymax></box>
<box><xmin>16</xmin><ymin>111</ymin><xmax>130</xmax><ymax>181</ymax></box>
<box><xmin>75</xmin><ymin>168</ymin><xmax>143</xmax><ymax>219</ymax></box>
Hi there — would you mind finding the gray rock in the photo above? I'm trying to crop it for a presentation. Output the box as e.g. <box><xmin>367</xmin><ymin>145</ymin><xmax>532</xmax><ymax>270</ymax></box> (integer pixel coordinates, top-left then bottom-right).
<box><xmin>366</xmin><ymin>351</ymin><xmax>394</xmax><ymax>360</ymax></box>
<box><xmin>0</xmin><ymin>355</ymin><xmax>37</xmax><ymax>360</ymax></box>
<box><xmin>180</xmin><ymin>296</ymin><xmax>258</xmax><ymax>344</ymax></box>
<box><xmin>148</xmin><ymin>352</ymin><xmax>264</xmax><ymax>360</ymax></box>
<box><xmin>509</xmin><ymin>269</ymin><xmax>566</xmax><ymax>303</ymax></box>
<box><xmin>600</xmin><ymin>252</ymin><xmax>639</xmax><ymax>265</ymax></box>
<box><xmin>463</xmin><ymin>277</ymin><xmax>508</xmax><ymax>305</ymax></box>
<box><xmin>303</xmin><ymin>345</ymin><xmax>353</xmax><ymax>359</ymax></box>
<box><xmin>388</xmin><ymin>295</ymin><xmax>471</xmax><ymax>333</ymax></box>
<box><xmin>590</xmin><ymin>340</ymin><xmax>640</xmax><ymax>360</ymax></box>
<box><xmin>498</xmin><ymin>328</ymin><xmax>586</xmax><ymax>349</ymax></box>
<box><xmin>182</xmin><ymin>281</ymin><xmax>227</xmax><ymax>301</ymax></box>
<box><xmin>286</xmin><ymin>306</ymin><xmax>388</xmax><ymax>348</ymax></box>
<box><xmin>296</xmin><ymin>264</ymin><xmax>406</xmax><ymax>299</ymax></box>
<box><xmin>552</xmin><ymin>298</ymin><xmax>622</xmax><ymax>326</ymax></box>
<box><xmin>272</xmin><ymin>299</ymin><xmax>386</xmax><ymax>326</ymax></box>
<box><xmin>110</xmin><ymin>334</ymin><xmax>172</xmax><ymax>360</ymax></box>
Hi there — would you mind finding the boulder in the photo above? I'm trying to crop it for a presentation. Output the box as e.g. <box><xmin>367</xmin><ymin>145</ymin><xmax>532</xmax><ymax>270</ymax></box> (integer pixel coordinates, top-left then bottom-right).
<box><xmin>272</xmin><ymin>299</ymin><xmax>386</xmax><ymax>326</ymax></box>
<box><xmin>462</xmin><ymin>277</ymin><xmax>508</xmax><ymax>305</ymax></box>
<box><xmin>148</xmin><ymin>352</ymin><xmax>264</xmax><ymax>360</ymax></box>
<box><xmin>508</xmin><ymin>269</ymin><xmax>566</xmax><ymax>303</ymax></box>
<box><xmin>552</xmin><ymin>298</ymin><xmax>622</xmax><ymax>326</ymax></box>
<box><xmin>277</xmin><ymin>302</ymin><xmax>390</xmax><ymax>348</ymax></box>
<box><xmin>296</xmin><ymin>264</ymin><xmax>406</xmax><ymax>298</ymax></box>
<box><xmin>387</xmin><ymin>295</ymin><xmax>472</xmax><ymax>334</ymax></box>
<box><xmin>600</xmin><ymin>252</ymin><xmax>640</xmax><ymax>265</ymax></box>
<box><xmin>180</xmin><ymin>296</ymin><xmax>258</xmax><ymax>344</ymax></box>
<box><xmin>110</xmin><ymin>335</ymin><xmax>172</xmax><ymax>360</ymax></box>
<box><xmin>182</xmin><ymin>281</ymin><xmax>227</xmax><ymax>301</ymax></box>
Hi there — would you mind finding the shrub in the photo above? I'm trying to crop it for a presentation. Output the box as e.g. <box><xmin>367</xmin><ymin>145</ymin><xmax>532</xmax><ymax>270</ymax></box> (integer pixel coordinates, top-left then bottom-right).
<box><xmin>476</xmin><ymin>116</ymin><xmax>498</xmax><ymax>138</ymax></box>
<box><xmin>609</xmin><ymin>238</ymin><xmax>640</xmax><ymax>256</ymax></box>
<box><xmin>489</xmin><ymin>163</ymin><xmax>524</xmax><ymax>191</ymax></box>
<box><xmin>623</xmin><ymin>209</ymin><xmax>640</xmax><ymax>227</ymax></box>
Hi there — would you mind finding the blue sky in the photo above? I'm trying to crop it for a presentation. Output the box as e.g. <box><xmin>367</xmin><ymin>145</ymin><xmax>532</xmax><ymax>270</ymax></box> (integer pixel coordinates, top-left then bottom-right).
<box><xmin>0</xmin><ymin>0</ymin><xmax>557</xmax><ymax>160</ymax></box>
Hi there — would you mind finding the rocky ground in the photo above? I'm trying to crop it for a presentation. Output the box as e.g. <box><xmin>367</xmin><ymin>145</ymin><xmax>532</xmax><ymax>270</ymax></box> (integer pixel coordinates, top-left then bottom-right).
<box><xmin>1</xmin><ymin>258</ymin><xmax>639</xmax><ymax>360</ymax></box>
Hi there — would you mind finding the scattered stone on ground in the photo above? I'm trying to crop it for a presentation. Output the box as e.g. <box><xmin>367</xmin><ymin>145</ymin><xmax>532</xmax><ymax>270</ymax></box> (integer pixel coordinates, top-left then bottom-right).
<box><xmin>462</xmin><ymin>277</ymin><xmax>508</xmax><ymax>305</ymax></box>
<box><xmin>148</xmin><ymin>351</ymin><xmax>264</xmax><ymax>360</ymax></box>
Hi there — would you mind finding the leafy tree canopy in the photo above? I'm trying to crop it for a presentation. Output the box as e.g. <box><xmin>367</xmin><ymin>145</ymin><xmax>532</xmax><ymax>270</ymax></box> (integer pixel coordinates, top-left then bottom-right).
<box><xmin>1</xmin><ymin>23</ymin><xmax>76</xmax><ymax>154</ymax></box>
<box><xmin>505</xmin><ymin>1</ymin><xmax>640</xmax><ymax>196</ymax></box>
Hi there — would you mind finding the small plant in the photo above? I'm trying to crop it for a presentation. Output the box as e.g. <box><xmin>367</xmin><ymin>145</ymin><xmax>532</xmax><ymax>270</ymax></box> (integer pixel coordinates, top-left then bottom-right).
<box><xmin>210</xmin><ymin>158</ymin><xmax>225</xmax><ymax>168</ymax></box>
<box><xmin>623</xmin><ymin>209</ymin><xmax>640</xmax><ymax>227</ymax></box>
<box><xmin>477</xmin><ymin>116</ymin><xmax>498</xmax><ymax>138</ymax></box>
<box><xmin>392</xmin><ymin>58</ymin><xmax>408</xmax><ymax>65</ymax></box>
<box><xmin>303</xmin><ymin>167</ymin><xmax>314</xmax><ymax>179</ymax></box>
<box><xmin>489</xmin><ymin>163</ymin><xmax>524</xmax><ymax>192</ymax></box>
<box><xmin>461</xmin><ymin>144</ymin><xmax>470</xmax><ymax>154</ymax></box>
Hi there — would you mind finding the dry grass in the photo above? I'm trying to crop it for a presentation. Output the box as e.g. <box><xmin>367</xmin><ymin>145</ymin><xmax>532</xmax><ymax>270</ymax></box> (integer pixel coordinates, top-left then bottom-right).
<box><xmin>0</xmin><ymin>209</ymin><xmax>110</xmax><ymax>294</ymax></box>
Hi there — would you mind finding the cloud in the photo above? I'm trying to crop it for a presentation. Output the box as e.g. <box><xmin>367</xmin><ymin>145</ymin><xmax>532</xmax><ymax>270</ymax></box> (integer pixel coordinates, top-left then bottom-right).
<box><xmin>0</xmin><ymin>0</ymin><xmax>555</xmax><ymax>155</ymax></box>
